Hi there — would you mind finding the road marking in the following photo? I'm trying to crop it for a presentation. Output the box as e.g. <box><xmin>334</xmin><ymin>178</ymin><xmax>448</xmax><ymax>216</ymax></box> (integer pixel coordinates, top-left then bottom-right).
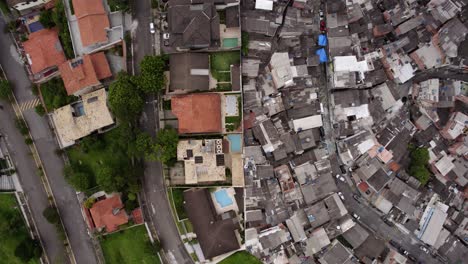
<box><xmin>151</xmin><ymin>203</ymin><xmax>156</xmax><ymax>214</ymax></box>
<box><xmin>19</xmin><ymin>98</ymin><xmax>41</xmax><ymax>112</ymax></box>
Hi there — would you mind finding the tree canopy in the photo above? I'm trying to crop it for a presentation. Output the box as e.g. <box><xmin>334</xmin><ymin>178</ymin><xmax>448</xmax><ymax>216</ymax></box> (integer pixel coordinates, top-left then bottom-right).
<box><xmin>136</xmin><ymin>55</ymin><xmax>167</xmax><ymax>93</ymax></box>
<box><xmin>108</xmin><ymin>72</ymin><xmax>144</xmax><ymax>122</ymax></box>
<box><xmin>14</xmin><ymin>237</ymin><xmax>42</xmax><ymax>262</ymax></box>
<box><xmin>408</xmin><ymin>146</ymin><xmax>431</xmax><ymax>185</ymax></box>
<box><xmin>39</xmin><ymin>9</ymin><xmax>55</xmax><ymax>28</ymax></box>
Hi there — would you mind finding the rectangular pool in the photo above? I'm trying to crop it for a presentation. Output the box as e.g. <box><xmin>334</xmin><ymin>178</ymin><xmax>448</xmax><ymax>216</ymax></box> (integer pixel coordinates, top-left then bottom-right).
<box><xmin>214</xmin><ymin>189</ymin><xmax>233</xmax><ymax>208</ymax></box>
<box><xmin>227</xmin><ymin>134</ymin><xmax>242</xmax><ymax>153</ymax></box>
<box><xmin>223</xmin><ymin>38</ymin><xmax>239</xmax><ymax>48</ymax></box>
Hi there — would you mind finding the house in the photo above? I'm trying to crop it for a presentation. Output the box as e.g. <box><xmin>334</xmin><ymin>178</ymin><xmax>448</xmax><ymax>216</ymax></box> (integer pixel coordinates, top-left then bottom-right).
<box><xmin>88</xmin><ymin>194</ymin><xmax>128</xmax><ymax>233</ymax></box>
<box><xmin>171</xmin><ymin>93</ymin><xmax>222</xmax><ymax>134</ymax></box>
<box><xmin>417</xmin><ymin>194</ymin><xmax>449</xmax><ymax>246</ymax></box>
<box><xmin>176</xmin><ymin>139</ymin><xmax>226</xmax><ymax>184</ymax></box>
<box><xmin>50</xmin><ymin>89</ymin><xmax>115</xmax><ymax>148</ymax></box>
<box><xmin>72</xmin><ymin>0</ymin><xmax>123</xmax><ymax>53</ymax></box>
<box><xmin>319</xmin><ymin>240</ymin><xmax>354</xmax><ymax>264</ymax></box>
<box><xmin>6</xmin><ymin>0</ymin><xmax>52</xmax><ymax>14</ymax></box>
<box><xmin>167</xmin><ymin>0</ymin><xmax>220</xmax><ymax>49</ymax></box>
<box><xmin>332</xmin><ymin>56</ymin><xmax>371</xmax><ymax>88</ymax></box>
<box><xmin>183</xmin><ymin>188</ymin><xmax>241</xmax><ymax>259</ymax></box>
<box><xmin>59</xmin><ymin>52</ymin><xmax>112</xmax><ymax>96</ymax></box>
<box><xmin>168</xmin><ymin>53</ymin><xmax>209</xmax><ymax>93</ymax></box>
<box><xmin>433</xmin><ymin>18</ymin><xmax>468</xmax><ymax>58</ymax></box>
<box><xmin>305</xmin><ymin>227</ymin><xmax>331</xmax><ymax>256</ymax></box>
<box><xmin>440</xmin><ymin>112</ymin><xmax>467</xmax><ymax>140</ymax></box>
<box><xmin>23</xmin><ymin>28</ymin><xmax>66</xmax><ymax>81</ymax></box>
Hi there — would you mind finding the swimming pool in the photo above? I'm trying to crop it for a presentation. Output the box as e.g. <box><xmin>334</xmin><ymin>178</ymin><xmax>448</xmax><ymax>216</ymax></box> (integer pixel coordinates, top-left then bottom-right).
<box><xmin>223</xmin><ymin>38</ymin><xmax>239</xmax><ymax>48</ymax></box>
<box><xmin>214</xmin><ymin>189</ymin><xmax>233</xmax><ymax>208</ymax></box>
<box><xmin>227</xmin><ymin>134</ymin><xmax>242</xmax><ymax>153</ymax></box>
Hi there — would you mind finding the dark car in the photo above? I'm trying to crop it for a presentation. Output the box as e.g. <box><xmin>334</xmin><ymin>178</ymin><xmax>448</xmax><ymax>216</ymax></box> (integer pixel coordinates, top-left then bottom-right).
<box><xmin>352</xmin><ymin>194</ymin><xmax>361</xmax><ymax>203</ymax></box>
<box><xmin>407</xmin><ymin>254</ymin><xmax>417</xmax><ymax>262</ymax></box>
<box><xmin>389</xmin><ymin>240</ymin><xmax>400</xmax><ymax>249</ymax></box>
<box><xmin>340</xmin><ymin>165</ymin><xmax>347</xmax><ymax>174</ymax></box>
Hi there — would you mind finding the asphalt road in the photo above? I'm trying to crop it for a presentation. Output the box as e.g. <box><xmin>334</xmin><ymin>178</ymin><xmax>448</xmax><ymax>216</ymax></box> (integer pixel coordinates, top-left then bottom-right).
<box><xmin>133</xmin><ymin>1</ymin><xmax>193</xmax><ymax>263</ymax></box>
<box><xmin>0</xmin><ymin>15</ymin><xmax>98</xmax><ymax>264</ymax></box>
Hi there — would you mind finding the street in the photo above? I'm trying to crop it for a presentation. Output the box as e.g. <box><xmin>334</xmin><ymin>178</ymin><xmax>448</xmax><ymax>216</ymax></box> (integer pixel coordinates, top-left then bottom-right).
<box><xmin>132</xmin><ymin>0</ymin><xmax>193</xmax><ymax>263</ymax></box>
<box><xmin>0</xmin><ymin>15</ymin><xmax>98</xmax><ymax>264</ymax></box>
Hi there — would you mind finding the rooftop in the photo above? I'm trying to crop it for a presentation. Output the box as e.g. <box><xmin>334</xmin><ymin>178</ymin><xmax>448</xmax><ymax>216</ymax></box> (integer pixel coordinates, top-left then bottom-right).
<box><xmin>51</xmin><ymin>89</ymin><xmax>115</xmax><ymax>148</ymax></box>
<box><xmin>89</xmin><ymin>195</ymin><xmax>128</xmax><ymax>233</ymax></box>
<box><xmin>72</xmin><ymin>0</ymin><xmax>110</xmax><ymax>47</ymax></box>
<box><xmin>169</xmin><ymin>53</ymin><xmax>209</xmax><ymax>93</ymax></box>
<box><xmin>171</xmin><ymin>93</ymin><xmax>222</xmax><ymax>134</ymax></box>
<box><xmin>23</xmin><ymin>28</ymin><xmax>66</xmax><ymax>74</ymax></box>
<box><xmin>59</xmin><ymin>52</ymin><xmax>112</xmax><ymax>95</ymax></box>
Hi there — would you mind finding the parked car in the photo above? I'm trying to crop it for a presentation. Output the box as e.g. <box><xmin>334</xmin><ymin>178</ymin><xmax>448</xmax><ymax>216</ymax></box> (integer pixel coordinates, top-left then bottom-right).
<box><xmin>389</xmin><ymin>240</ymin><xmax>400</xmax><ymax>249</ymax></box>
<box><xmin>163</xmin><ymin>33</ymin><xmax>170</xmax><ymax>39</ymax></box>
<box><xmin>338</xmin><ymin>192</ymin><xmax>345</xmax><ymax>200</ymax></box>
<box><xmin>352</xmin><ymin>194</ymin><xmax>361</xmax><ymax>203</ymax></box>
<box><xmin>352</xmin><ymin>213</ymin><xmax>360</xmax><ymax>220</ymax></box>
<box><xmin>407</xmin><ymin>254</ymin><xmax>417</xmax><ymax>262</ymax></box>
<box><xmin>150</xmin><ymin>22</ymin><xmax>155</xmax><ymax>34</ymax></box>
<box><xmin>336</xmin><ymin>174</ymin><xmax>345</xmax><ymax>182</ymax></box>
<box><xmin>340</xmin><ymin>165</ymin><xmax>347</xmax><ymax>174</ymax></box>
<box><xmin>420</xmin><ymin>245</ymin><xmax>429</xmax><ymax>254</ymax></box>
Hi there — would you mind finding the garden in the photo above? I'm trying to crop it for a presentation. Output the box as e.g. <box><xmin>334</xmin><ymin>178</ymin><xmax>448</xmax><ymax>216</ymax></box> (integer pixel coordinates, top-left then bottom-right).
<box><xmin>210</xmin><ymin>51</ymin><xmax>240</xmax><ymax>91</ymax></box>
<box><xmin>100</xmin><ymin>225</ymin><xmax>160</xmax><ymax>264</ymax></box>
<box><xmin>37</xmin><ymin>78</ymin><xmax>76</xmax><ymax>111</ymax></box>
<box><xmin>225</xmin><ymin>94</ymin><xmax>242</xmax><ymax>132</ymax></box>
<box><xmin>0</xmin><ymin>193</ymin><xmax>42</xmax><ymax>264</ymax></box>
<box><xmin>219</xmin><ymin>251</ymin><xmax>262</xmax><ymax>264</ymax></box>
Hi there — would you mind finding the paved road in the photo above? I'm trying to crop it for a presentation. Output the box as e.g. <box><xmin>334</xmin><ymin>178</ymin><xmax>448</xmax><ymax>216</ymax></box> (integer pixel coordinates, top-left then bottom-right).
<box><xmin>133</xmin><ymin>1</ymin><xmax>193</xmax><ymax>263</ymax></box>
<box><xmin>0</xmin><ymin>15</ymin><xmax>98</xmax><ymax>264</ymax></box>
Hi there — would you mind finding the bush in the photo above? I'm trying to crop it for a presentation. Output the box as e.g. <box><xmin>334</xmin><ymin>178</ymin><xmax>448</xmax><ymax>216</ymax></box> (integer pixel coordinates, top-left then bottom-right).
<box><xmin>39</xmin><ymin>9</ymin><xmax>55</xmax><ymax>28</ymax></box>
<box><xmin>14</xmin><ymin>237</ymin><xmax>42</xmax><ymax>262</ymax></box>
<box><xmin>40</xmin><ymin>78</ymin><xmax>76</xmax><ymax>111</ymax></box>
<box><xmin>53</xmin><ymin>1</ymin><xmax>74</xmax><ymax>58</ymax></box>
<box><xmin>35</xmin><ymin>105</ymin><xmax>46</xmax><ymax>116</ymax></box>
<box><xmin>42</xmin><ymin>206</ymin><xmax>60</xmax><ymax>225</ymax></box>
<box><xmin>0</xmin><ymin>79</ymin><xmax>12</xmax><ymax>100</ymax></box>
<box><xmin>83</xmin><ymin>197</ymin><xmax>96</xmax><ymax>209</ymax></box>
<box><xmin>15</xmin><ymin>118</ymin><xmax>29</xmax><ymax>135</ymax></box>
<box><xmin>24</xmin><ymin>137</ymin><xmax>33</xmax><ymax>145</ymax></box>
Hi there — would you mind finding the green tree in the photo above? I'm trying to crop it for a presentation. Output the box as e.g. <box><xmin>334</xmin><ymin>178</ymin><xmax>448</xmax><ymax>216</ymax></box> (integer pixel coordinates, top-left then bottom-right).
<box><xmin>136</xmin><ymin>55</ymin><xmax>167</xmax><ymax>93</ymax></box>
<box><xmin>408</xmin><ymin>147</ymin><xmax>431</xmax><ymax>185</ymax></box>
<box><xmin>14</xmin><ymin>237</ymin><xmax>42</xmax><ymax>262</ymax></box>
<box><xmin>135</xmin><ymin>131</ymin><xmax>153</xmax><ymax>157</ymax></box>
<box><xmin>0</xmin><ymin>79</ymin><xmax>12</xmax><ymax>100</ymax></box>
<box><xmin>108</xmin><ymin>72</ymin><xmax>144</xmax><ymax>122</ymax></box>
<box><xmin>35</xmin><ymin>105</ymin><xmax>46</xmax><ymax>116</ymax></box>
<box><xmin>410</xmin><ymin>165</ymin><xmax>430</xmax><ymax>185</ymax></box>
<box><xmin>15</xmin><ymin>118</ymin><xmax>29</xmax><ymax>135</ymax></box>
<box><xmin>146</xmin><ymin>128</ymin><xmax>179</xmax><ymax>164</ymax></box>
<box><xmin>96</xmin><ymin>165</ymin><xmax>126</xmax><ymax>192</ymax></box>
<box><xmin>42</xmin><ymin>206</ymin><xmax>60</xmax><ymax>224</ymax></box>
<box><xmin>39</xmin><ymin>9</ymin><xmax>55</xmax><ymax>28</ymax></box>
<box><xmin>83</xmin><ymin>197</ymin><xmax>96</xmax><ymax>209</ymax></box>
<box><xmin>66</xmin><ymin>171</ymin><xmax>92</xmax><ymax>192</ymax></box>
<box><xmin>410</xmin><ymin>147</ymin><xmax>429</xmax><ymax>166</ymax></box>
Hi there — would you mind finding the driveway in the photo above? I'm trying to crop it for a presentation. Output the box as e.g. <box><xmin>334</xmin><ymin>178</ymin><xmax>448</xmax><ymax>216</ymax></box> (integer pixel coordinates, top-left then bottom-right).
<box><xmin>132</xmin><ymin>0</ymin><xmax>193</xmax><ymax>263</ymax></box>
<box><xmin>0</xmin><ymin>15</ymin><xmax>98</xmax><ymax>264</ymax></box>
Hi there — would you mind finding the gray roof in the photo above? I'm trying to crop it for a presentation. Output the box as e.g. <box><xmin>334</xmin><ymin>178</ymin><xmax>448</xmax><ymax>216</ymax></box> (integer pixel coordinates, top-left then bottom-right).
<box><xmin>319</xmin><ymin>240</ymin><xmax>353</xmax><ymax>264</ymax></box>
<box><xmin>304</xmin><ymin>201</ymin><xmax>330</xmax><ymax>229</ymax></box>
<box><xmin>367</xmin><ymin>168</ymin><xmax>391</xmax><ymax>193</ymax></box>
<box><xmin>169</xmin><ymin>53</ymin><xmax>209</xmax><ymax>92</ymax></box>
<box><xmin>225</xmin><ymin>5</ymin><xmax>239</xmax><ymax>28</ymax></box>
<box><xmin>342</xmin><ymin>224</ymin><xmax>369</xmax><ymax>249</ymax></box>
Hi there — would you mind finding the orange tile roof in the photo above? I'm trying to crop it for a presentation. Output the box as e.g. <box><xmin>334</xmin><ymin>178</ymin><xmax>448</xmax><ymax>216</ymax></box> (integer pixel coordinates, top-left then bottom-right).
<box><xmin>131</xmin><ymin>208</ymin><xmax>143</xmax><ymax>224</ymax></box>
<box><xmin>89</xmin><ymin>195</ymin><xmax>128</xmax><ymax>233</ymax></box>
<box><xmin>171</xmin><ymin>93</ymin><xmax>222</xmax><ymax>134</ymax></box>
<box><xmin>72</xmin><ymin>0</ymin><xmax>110</xmax><ymax>47</ymax></box>
<box><xmin>59</xmin><ymin>52</ymin><xmax>111</xmax><ymax>95</ymax></box>
<box><xmin>23</xmin><ymin>28</ymin><xmax>66</xmax><ymax>74</ymax></box>
<box><xmin>90</xmin><ymin>52</ymin><xmax>112</xmax><ymax>80</ymax></box>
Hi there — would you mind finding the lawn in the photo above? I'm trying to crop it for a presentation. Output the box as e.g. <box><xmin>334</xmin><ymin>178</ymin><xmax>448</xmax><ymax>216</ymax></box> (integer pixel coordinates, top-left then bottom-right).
<box><xmin>0</xmin><ymin>194</ymin><xmax>40</xmax><ymax>264</ymax></box>
<box><xmin>210</xmin><ymin>51</ymin><xmax>240</xmax><ymax>83</ymax></box>
<box><xmin>219</xmin><ymin>251</ymin><xmax>261</xmax><ymax>264</ymax></box>
<box><xmin>39</xmin><ymin>78</ymin><xmax>76</xmax><ymax>111</ymax></box>
<box><xmin>170</xmin><ymin>188</ymin><xmax>188</xmax><ymax>220</ymax></box>
<box><xmin>100</xmin><ymin>225</ymin><xmax>160</xmax><ymax>264</ymax></box>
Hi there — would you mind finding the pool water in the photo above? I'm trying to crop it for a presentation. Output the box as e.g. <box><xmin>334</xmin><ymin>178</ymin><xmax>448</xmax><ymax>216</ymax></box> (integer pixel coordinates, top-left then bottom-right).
<box><xmin>223</xmin><ymin>38</ymin><xmax>239</xmax><ymax>48</ymax></box>
<box><xmin>227</xmin><ymin>134</ymin><xmax>242</xmax><ymax>153</ymax></box>
<box><xmin>214</xmin><ymin>189</ymin><xmax>233</xmax><ymax>208</ymax></box>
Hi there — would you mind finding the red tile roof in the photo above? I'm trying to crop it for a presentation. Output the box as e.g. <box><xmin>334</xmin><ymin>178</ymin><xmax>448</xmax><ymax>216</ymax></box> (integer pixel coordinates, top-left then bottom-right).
<box><xmin>72</xmin><ymin>0</ymin><xmax>110</xmax><ymax>47</ymax></box>
<box><xmin>89</xmin><ymin>195</ymin><xmax>128</xmax><ymax>233</ymax></box>
<box><xmin>23</xmin><ymin>28</ymin><xmax>66</xmax><ymax>74</ymax></box>
<box><xmin>171</xmin><ymin>93</ymin><xmax>222</xmax><ymax>134</ymax></box>
<box><xmin>59</xmin><ymin>52</ymin><xmax>111</xmax><ymax>95</ymax></box>
<box><xmin>358</xmin><ymin>182</ymin><xmax>369</xmax><ymax>193</ymax></box>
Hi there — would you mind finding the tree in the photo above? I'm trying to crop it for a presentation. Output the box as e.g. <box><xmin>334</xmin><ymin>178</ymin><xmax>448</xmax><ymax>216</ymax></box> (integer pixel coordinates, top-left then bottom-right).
<box><xmin>410</xmin><ymin>147</ymin><xmax>429</xmax><ymax>166</ymax></box>
<box><xmin>408</xmin><ymin>147</ymin><xmax>431</xmax><ymax>185</ymax></box>
<box><xmin>14</xmin><ymin>237</ymin><xmax>42</xmax><ymax>262</ymax></box>
<box><xmin>108</xmin><ymin>72</ymin><xmax>144</xmax><ymax>122</ymax></box>
<box><xmin>136</xmin><ymin>55</ymin><xmax>167</xmax><ymax>93</ymax></box>
<box><xmin>135</xmin><ymin>131</ymin><xmax>153</xmax><ymax>157</ymax></box>
<box><xmin>0</xmin><ymin>79</ymin><xmax>12</xmax><ymax>100</ymax></box>
<box><xmin>66</xmin><ymin>171</ymin><xmax>92</xmax><ymax>191</ymax></box>
<box><xmin>83</xmin><ymin>197</ymin><xmax>96</xmax><ymax>209</ymax></box>
<box><xmin>42</xmin><ymin>206</ymin><xmax>60</xmax><ymax>225</ymax></box>
<box><xmin>145</xmin><ymin>128</ymin><xmax>179</xmax><ymax>164</ymax></box>
<box><xmin>410</xmin><ymin>165</ymin><xmax>430</xmax><ymax>185</ymax></box>
<box><xmin>96</xmin><ymin>165</ymin><xmax>126</xmax><ymax>192</ymax></box>
<box><xmin>39</xmin><ymin>9</ymin><xmax>55</xmax><ymax>28</ymax></box>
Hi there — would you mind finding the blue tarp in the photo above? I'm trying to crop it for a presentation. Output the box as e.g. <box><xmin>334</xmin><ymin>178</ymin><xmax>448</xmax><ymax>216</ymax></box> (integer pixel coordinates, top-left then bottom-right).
<box><xmin>28</xmin><ymin>21</ymin><xmax>44</xmax><ymax>33</ymax></box>
<box><xmin>316</xmin><ymin>48</ymin><xmax>328</xmax><ymax>63</ymax></box>
<box><xmin>318</xmin><ymin>34</ymin><xmax>327</xmax><ymax>46</ymax></box>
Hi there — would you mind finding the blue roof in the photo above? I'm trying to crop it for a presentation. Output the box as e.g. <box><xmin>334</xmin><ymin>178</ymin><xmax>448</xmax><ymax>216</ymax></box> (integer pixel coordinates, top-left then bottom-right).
<box><xmin>316</xmin><ymin>48</ymin><xmax>328</xmax><ymax>63</ymax></box>
<box><xmin>318</xmin><ymin>34</ymin><xmax>327</xmax><ymax>46</ymax></box>
<box><xmin>28</xmin><ymin>21</ymin><xmax>44</xmax><ymax>33</ymax></box>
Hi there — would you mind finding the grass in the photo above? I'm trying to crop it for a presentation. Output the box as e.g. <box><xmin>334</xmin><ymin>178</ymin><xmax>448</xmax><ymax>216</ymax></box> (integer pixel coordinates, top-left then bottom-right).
<box><xmin>0</xmin><ymin>194</ymin><xmax>40</xmax><ymax>264</ymax></box>
<box><xmin>216</xmin><ymin>83</ymin><xmax>232</xmax><ymax>91</ymax></box>
<box><xmin>100</xmin><ymin>225</ymin><xmax>160</xmax><ymax>264</ymax></box>
<box><xmin>170</xmin><ymin>188</ymin><xmax>188</xmax><ymax>220</ymax></box>
<box><xmin>219</xmin><ymin>251</ymin><xmax>262</xmax><ymax>264</ymax></box>
<box><xmin>210</xmin><ymin>51</ymin><xmax>240</xmax><ymax>83</ymax></box>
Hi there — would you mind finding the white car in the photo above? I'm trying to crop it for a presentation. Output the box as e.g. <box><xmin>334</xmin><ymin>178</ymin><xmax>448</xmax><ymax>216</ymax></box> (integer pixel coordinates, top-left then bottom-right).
<box><xmin>338</xmin><ymin>192</ymin><xmax>345</xmax><ymax>200</ymax></box>
<box><xmin>352</xmin><ymin>213</ymin><xmax>361</xmax><ymax>220</ymax></box>
<box><xmin>163</xmin><ymin>33</ymin><xmax>170</xmax><ymax>40</ymax></box>
<box><xmin>150</xmin><ymin>22</ymin><xmax>155</xmax><ymax>34</ymax></box>
<box><xmin>336</xmin><ymin>174</ymin><xmax>345</xmax><ymax>182</ymax></box>
<box><xmin>420</xmin><ymin>246</ymin><xmax>429</xmax><ymax>254</ymax></box>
